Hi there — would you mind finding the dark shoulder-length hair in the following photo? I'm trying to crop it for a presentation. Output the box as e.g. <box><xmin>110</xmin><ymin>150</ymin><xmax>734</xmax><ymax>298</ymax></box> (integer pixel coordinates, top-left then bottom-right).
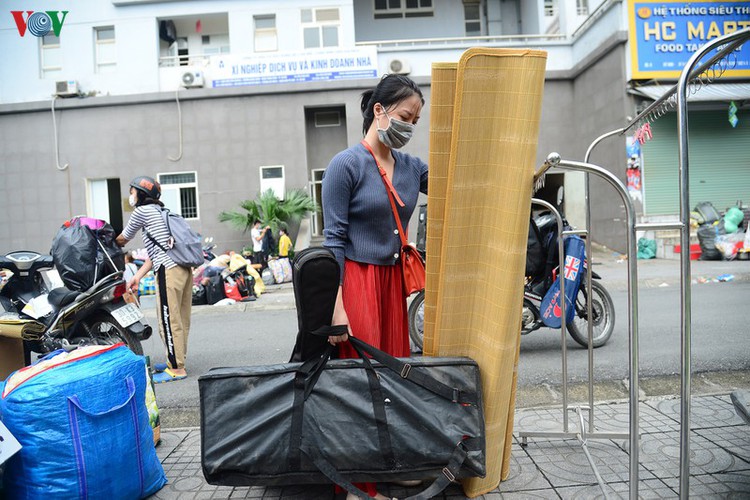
<box><xmin>360</xmin><ymin>74</ymin><xmax>424</xmax><ymax>136</ymax></box>
<box><xmin>135</xmin><ymin>190</ymin><xmax>164</xmax><ymax>208</ymax></box>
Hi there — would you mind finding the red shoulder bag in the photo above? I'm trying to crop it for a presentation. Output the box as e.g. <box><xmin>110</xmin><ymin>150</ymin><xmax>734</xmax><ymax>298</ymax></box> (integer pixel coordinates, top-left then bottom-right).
<box><xmin>361</xmin><ymin>141</ymin><xmax>426</xmax><ymax>296</ymax></box>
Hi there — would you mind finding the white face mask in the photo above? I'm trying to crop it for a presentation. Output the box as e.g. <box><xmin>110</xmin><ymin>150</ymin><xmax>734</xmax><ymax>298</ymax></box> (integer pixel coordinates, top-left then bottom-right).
<box><xmin>128</xmin><ymin>194</ymin><xmax>137</xmax><ymax>207</ymax></box>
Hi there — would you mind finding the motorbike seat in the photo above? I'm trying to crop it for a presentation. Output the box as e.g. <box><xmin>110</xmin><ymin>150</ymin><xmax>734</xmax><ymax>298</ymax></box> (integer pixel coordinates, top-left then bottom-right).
<box><xmin>48</xmin><ymin>287</ymin><xmax>81</xmax><ymax>308</ymax></box>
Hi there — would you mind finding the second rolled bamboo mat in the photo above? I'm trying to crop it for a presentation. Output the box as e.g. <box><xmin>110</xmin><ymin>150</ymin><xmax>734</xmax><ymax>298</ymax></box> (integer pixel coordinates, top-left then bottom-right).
<box><xmin>425</xmin><ymin>48</ymin><xmax>547</xmax><ymax>497</ymax></box>
<box><xmin>423</xmin><ymin>62</ymin><xmax>457</xmax><ymax>355</ymax></box>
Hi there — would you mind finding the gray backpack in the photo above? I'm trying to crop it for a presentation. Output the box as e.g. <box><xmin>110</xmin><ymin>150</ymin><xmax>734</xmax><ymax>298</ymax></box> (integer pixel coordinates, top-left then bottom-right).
<box><xmin>146</xmin><ymin>208</ymin><xmax>204</xmax><ymax>268</ymax></box>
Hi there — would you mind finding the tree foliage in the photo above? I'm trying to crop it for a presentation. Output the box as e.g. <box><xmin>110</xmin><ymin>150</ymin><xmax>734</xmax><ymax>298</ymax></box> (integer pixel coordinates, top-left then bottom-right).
<box><xmin>218</xmin><ymin>189</ymin><xmax>318</xmax><ymax>234</ymax></box>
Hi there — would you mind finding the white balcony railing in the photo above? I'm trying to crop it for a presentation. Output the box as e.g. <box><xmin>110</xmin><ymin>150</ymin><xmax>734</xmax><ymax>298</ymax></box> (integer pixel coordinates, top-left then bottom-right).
<box><xmin>158</xmin><ymin>54</ymin><xmax>212</xmax><ymax>68</ymax></box>
<box><xmin>356</xmin><ymin>33</ymin><xmax>568</xmax><ymax>50</ymax></box>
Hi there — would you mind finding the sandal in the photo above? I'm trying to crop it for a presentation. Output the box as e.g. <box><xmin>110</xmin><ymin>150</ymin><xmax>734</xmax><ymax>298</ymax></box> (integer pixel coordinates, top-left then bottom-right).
<box><xmin>153</xmin><ymin>368</ymin><xmax>187</xmax><ymax>383</ymax></box>
<box><xmin>152</xmin><ymin>362</ymin><xmax>168</xmax><ymax>373</ymax></box>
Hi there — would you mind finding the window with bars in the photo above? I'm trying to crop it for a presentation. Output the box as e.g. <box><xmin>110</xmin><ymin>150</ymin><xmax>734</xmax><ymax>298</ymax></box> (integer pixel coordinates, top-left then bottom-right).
<box><xmin>95</xmin><ymin>27</ymin><xmax>116</xmax><ymax>74</ymax></box>
<box><xmin>157</xmin><ymin>172</ymin><xmax>199</xmax><ymax>219</ymax></box>
<box><xmin>301</xmin><ymin>8</ymin><xmax>340</xmax><ymax>49</ymax></box>
<box><xmin>464</xmin><ymin>2</ymin><xmax>481</xmax><ymax>36</ymax></box>
<box><xmin>254</xmin><ymin>15</ymin><xmax>277</xmax><ymax>52</ymax></box>
<box><xmin>374</xmin><ymin>0</ymin><xmax>433</xmax><ymax>19</ymax></box>
<box><xmin>40</xmin><ymin>34</ymin><xmax>62</xmax><ymax>79</ymax></box>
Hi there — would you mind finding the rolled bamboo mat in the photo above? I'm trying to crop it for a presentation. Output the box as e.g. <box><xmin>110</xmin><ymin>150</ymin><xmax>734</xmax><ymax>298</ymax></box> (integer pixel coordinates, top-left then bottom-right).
<box><xmin>423</xmin><ymin>62</ymin><xmax>457</xmax><ymax>356</ymax></box>
<box><xmin>428</xmin><ymin>48</ymin><xmax>547</xmax><ymax>497</ymax></box>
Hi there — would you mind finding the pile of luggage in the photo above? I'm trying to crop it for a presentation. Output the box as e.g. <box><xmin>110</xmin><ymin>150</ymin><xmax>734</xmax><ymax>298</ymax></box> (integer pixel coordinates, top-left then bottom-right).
<box><xmin>693</xmin><ymin>201</ymin><xmax>749</xmax><ymax>260</ymax></box>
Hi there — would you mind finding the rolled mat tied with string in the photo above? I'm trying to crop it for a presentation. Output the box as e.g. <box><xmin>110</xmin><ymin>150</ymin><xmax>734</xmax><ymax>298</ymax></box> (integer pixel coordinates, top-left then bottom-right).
<box><xmin>425</xmin><ymin>48</ymin><xmax>547</xmax><ymax>497</ymax></box>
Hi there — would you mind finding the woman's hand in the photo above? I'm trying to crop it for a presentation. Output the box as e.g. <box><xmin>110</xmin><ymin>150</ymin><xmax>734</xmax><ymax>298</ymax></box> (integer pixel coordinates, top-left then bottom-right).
<box><xmin>329</xmin><ymin>285</ymin><xmax>350</xmax><ymax>345</ymax></box>
<box><xmin>127</xmin><ymin>275</ymin><xmax>141</xmax><ymax>294</ymax></box>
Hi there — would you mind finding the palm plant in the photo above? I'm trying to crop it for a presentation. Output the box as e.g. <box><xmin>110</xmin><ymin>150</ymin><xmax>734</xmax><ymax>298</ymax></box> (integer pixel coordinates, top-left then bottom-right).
<box><xmin>218</xmin><ymin>188</ymin><xmax>318</xmax><ymax>235</ymax></box>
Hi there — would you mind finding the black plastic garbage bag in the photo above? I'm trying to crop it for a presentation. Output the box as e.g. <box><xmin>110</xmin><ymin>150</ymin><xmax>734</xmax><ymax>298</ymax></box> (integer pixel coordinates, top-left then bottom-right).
<box><xmin>95</xmin><ymin>223</ymin><xmax>125</xmax><ymax>278</ymax></box>
<box><xmin>697</xmin><ymin>223</ymin><xmax>723</xmax><ymax>261</ymax></box>
<box><xmin>50</xmin><ymin>219</ymin><xmax>124</xmax><ymax>291</ymax></box>
<box><xmin>192</xmin><ymin>284</ymin><xmax>207</xmax><ymax>306</ymax></box>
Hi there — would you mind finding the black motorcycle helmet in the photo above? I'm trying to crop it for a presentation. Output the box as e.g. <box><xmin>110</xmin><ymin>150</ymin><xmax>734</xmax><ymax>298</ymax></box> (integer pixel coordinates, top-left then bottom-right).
<box><xmin>129</xmin><ymin>176</ymin><xmax>161</xmax><ymax>201</ymax></box>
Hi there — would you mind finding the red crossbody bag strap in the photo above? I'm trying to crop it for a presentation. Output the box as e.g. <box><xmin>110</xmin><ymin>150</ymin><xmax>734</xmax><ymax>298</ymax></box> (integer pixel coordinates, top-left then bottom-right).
<box><xmin>360</xmin><ymin>140</ymin><xmax>408</xmax><ymax>246</ymax></box>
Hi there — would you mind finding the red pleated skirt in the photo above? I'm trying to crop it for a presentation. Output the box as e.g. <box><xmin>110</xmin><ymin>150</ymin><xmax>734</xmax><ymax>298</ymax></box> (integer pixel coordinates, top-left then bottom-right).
<box><xmin>335</xmin><ymin>259</ymin><xmax>408</xmax><ymax>497</ymax></box>
<box><xmin>338</xmin><ymin>259</ymin><xmax>409</xmax><ymax>359</ymax></box>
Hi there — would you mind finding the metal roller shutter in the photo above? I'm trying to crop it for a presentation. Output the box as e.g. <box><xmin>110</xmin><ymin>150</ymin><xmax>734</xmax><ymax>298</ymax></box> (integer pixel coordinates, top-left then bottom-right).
<box><xmin>642</xmin><ymin>110</ymin><xmax>750</xmax><ymax>216</ymax></box>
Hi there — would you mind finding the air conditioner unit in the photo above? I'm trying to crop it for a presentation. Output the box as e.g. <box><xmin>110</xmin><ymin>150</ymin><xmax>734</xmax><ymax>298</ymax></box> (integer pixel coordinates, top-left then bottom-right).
<box><xmin>55</xmin><ymin>80</ymin><xmax>79</xmax><ymax>97</ymax></box>
<box><xmin>180</xmin><ymin>68</ymin><xmax>204</xmax><ymax>88</ymax></box>
<box><xmin>389</xmin><ymin>59</ymin><xmax>411</xmax><ymax>75</ymax></box>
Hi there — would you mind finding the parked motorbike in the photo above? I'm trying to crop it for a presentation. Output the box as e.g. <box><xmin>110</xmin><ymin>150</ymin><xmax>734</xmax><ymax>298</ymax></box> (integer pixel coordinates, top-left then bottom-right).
<box><xmin>203</xmin><ymin>236</ymin><xmax>218</xmax><ymax>262</ymax></box>
<box><xmin>407</xmin><ymin>196</ymin><xmax>615</xmax><ymax>351</ymax></box>
<box><xmin>0</xmin><ymin>250</ymin><xmax>151</xmax><ymax>364</ymax></box>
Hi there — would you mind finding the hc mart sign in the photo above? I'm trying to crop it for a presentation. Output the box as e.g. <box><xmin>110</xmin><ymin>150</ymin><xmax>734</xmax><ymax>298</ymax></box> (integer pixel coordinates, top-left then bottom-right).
<box><xmin>628</xmin><ymin>0</ymin><xmax>750</xmax><ymax>79</ymax></box>
<box><xmin>11</xmin><ymin>10</ymin><xmax>68</xmax><ymax>37</ymax></box>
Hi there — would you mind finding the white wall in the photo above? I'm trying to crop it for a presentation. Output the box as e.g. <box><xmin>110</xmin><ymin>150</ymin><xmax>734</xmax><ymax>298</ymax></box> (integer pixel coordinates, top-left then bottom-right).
<box><xmin>1</xmin><ymin>0</ymin><xmax>355</xmax><ymax>103</ymax></box>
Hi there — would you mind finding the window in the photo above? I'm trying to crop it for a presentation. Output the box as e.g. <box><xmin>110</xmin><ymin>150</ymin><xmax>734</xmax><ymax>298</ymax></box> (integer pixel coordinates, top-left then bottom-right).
<box><xmin>374</xmin><ymin>0</ymin><xmax>433</xmax><ymax>19</ymax></box>
<box><xmin>202</xmin><ymin>34</ymin><xmax>230</xmax><ymax>55</ymax></box>
<box><xmin>314</xmin><ymin>111</ymin><xmax>341</xmax><ymax>127</ymax></box>
<box><xmin>576</xmin><ymin>0</ymin><xmax>589</xmax><ymax>16</ymax></box>
<box><xmin>259</xmin><ymin>166</ymin><xmax>285</xmax><ymax>200</ymax></box>
<box><xmin>94</xmin><ymin>26</ymin><xmax>116</xmax><ymax>74</ymax></box>
<box><xmin>157</xmin><ymin>172</ymin><xmax>199</xmax><ymax>219</ymax></box>
<box><xmin>301</xmin><ymin>8</ymin><xmax>339</xmax><ymax>49</ymax></box>
<box><xmin>463</xmin><ymin>1</ymin><xmax>481</xmax><ymax>36</ymax></box>
<box><xmin>254</xmin><ymin>15</ymin><xmax>277</xmax><ymax>52</ymax></box>
<box><xmin>40</xmin><ymin>34</ymin><xmax>62</xmax><ymax>79</ymax></box>
<box><xmin>544</xmin><ymin>0</ymin><xmax>557</xmax><ymax>17</ymax></box>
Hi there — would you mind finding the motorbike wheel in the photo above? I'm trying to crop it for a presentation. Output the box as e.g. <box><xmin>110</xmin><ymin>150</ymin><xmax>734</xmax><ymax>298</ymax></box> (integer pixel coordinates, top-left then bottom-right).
<box><xmin>87</xmin><ymin>312</ymin><xmax>145</xmax><ymax>355</ymax></box>
<box><xmin>566</xmin><ymin>280</ymin><xmax>615</xmax><ymax>348</ymax></box>
<box><xmin>408</xmin><ymin>290</ymin><xmax>425</xmax><ymax>352</ymax></box>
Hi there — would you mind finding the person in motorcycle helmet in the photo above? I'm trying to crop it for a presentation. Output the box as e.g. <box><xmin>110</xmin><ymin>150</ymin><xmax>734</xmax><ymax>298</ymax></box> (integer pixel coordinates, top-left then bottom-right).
<box><xmin>116</xmin><ymin>175</ymin><xmax>192</xmax><ymax>383</ymax></box>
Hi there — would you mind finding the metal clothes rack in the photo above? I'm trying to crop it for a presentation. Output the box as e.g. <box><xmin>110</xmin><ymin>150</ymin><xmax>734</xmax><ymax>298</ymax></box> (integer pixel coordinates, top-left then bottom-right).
<box><xmin>518</xmin><ymin>27</ymin><xmax>750</xmax><ymax>500</ymax></box>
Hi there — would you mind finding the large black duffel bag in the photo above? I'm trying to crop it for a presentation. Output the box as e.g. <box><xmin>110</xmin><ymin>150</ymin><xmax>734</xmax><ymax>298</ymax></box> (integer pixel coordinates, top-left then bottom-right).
<box><xmin>199</xmin><ymin>333</ymin><xmax>485</xmax><ymax>498</ymax></box>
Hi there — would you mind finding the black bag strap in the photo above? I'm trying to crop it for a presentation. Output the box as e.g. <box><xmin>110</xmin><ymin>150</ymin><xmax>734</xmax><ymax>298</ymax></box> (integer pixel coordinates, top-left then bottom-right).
<box><xmin>347</xmin><ymin>336</ymin><xmax>478</xmax><ymax>406</ymax></box>
<box><xmin>309</xmin><ymin>326</ymin><xmax>477</xmax><ymax>405</ymax></box>
<box><xmin>288</xmin><ymin>344</ymin><xmax>333</xmax><ymax>470</ymax></box>
<box><xmin>144</xmin><ymin>207</ymin><xmax>173</xmax><ymax>252</ymax></box>
<box><xmin>348</xmin><ymin>336</ymin><xmax>396</xmax><ymax>469</ymax></box>
<box><xmin>300</xmin><ymin>436</ymin><xmax>483</xmax><ymax>500</ymax></box>
<box><xmin>288</xmin><ymin>335</ymin><xmax>396</xmax><ymax>471</ymax></box>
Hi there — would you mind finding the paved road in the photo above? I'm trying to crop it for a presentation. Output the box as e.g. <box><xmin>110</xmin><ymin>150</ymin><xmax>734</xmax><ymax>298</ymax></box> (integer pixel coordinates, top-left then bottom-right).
<box><xmin>141</xmin><ymin>280</ymin><xmax>750</xmax><ymax>427</ymax></box>
<box><xmin>518</xmin><ymin>280</ymin><xmax>750</xmax><ymax>384</ymax></box>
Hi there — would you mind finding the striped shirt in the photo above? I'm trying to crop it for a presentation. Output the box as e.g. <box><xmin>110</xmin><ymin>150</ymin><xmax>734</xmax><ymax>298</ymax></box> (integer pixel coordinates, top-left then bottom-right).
<box><xmin>322</xmin><ymin>143</ymin><xmax>428</xmax><ymax>283</ymax></box>
<box><xmin>122</xmin><ymin>204</ymin><xmax>177</xmax><ymax>271</ymax></box>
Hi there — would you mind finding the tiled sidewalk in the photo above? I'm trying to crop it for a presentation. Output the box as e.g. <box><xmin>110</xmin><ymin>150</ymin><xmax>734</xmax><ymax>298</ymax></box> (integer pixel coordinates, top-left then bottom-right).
<box><xmin>151</xmin><ymin>394</ymin><xmax>750</xmax><ymax>499</ymax></box>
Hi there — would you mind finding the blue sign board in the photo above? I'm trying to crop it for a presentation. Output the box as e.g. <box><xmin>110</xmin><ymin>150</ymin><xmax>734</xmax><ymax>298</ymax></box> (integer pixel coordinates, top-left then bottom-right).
<box><xmin>210</xmin><ymin>48</ymin><xmax>379</xmax><ymax>88</ymax></box>
<box><xmin>628</xmin><ymin>0</ymin><xmax>750</xmax><ymax>79</ymax></box>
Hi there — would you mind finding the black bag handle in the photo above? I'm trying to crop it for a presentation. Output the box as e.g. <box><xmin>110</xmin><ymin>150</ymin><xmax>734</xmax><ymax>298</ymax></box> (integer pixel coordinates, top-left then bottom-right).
<box><xmin>301</xmin><ymin>436</ymin><xmax>483</xmax><ymax>500</ymax></box>
<box><xmin>308</xmin><ymin>326</ymin><xmax>477</xmax><ymax>405</ymax></box>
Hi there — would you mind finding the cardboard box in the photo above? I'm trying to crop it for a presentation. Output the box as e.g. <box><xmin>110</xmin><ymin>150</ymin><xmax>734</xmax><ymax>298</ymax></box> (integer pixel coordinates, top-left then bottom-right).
<box><xmin>0</xmin><ymin>337</ymin><xmax>25</xmax><ymax>381</ymax></box>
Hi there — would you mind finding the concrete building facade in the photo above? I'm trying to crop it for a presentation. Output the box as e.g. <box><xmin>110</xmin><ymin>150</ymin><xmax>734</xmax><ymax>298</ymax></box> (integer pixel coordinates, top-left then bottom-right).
<box><xmin>1</xmin><ymin>0</ymin><xmax>747</xmax><ymax>255</ymax></box>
